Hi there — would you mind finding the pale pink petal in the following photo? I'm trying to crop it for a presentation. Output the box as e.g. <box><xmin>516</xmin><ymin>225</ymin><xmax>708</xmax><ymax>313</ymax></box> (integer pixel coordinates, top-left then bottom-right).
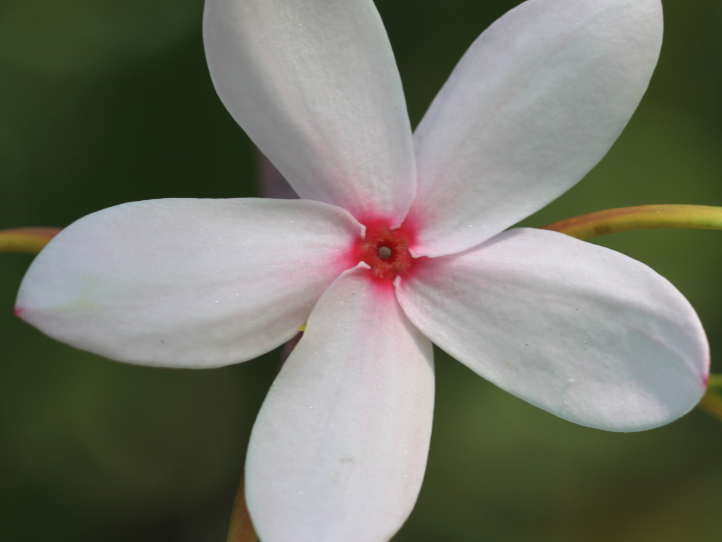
<box><xmin>16</xmin><ymin>199</ymin><xmax>361</xmax><ymax>368</ymax></box>
<box><xmin>204</xmin><ymin>0</ymin><xmax>416</xmax><ymax>225</ymax></box>
<box><xmin>396</xmin><ymin>229</ymin><xmax>708</xmax><ymax>431</ymax></box>
<box><xmin>409</xmin><ymin>0</ymin><xmax>663</xmax><ymax>256</ymax></box>
<box><xmin>246</xmin><ymin>266</ymin><xmax>434</xmax><ymax>542</ymax></box>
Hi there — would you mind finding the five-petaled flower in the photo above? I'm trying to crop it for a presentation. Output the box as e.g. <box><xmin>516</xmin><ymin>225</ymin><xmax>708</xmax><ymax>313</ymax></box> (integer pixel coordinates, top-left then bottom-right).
<box><xmin>15</xmin><ymin>0</ymin><xmax>709</xmax><ymax>541</ymax></box>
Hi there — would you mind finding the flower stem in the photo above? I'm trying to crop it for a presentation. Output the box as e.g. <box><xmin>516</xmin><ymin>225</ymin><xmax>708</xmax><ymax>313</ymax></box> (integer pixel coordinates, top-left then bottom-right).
<box><xmin>0</xmin><ymin>228</ymin><xmax>60</xmax><ymax>254</ymax></box>
<box><xmin>541</xmin><ymin>204</ymin><xmax>722</xmax><ymax>240</ymax></box>
<box><xmin>227</xmin><ymin>475</ymin><xmax>258</xmax><ymax>542</ymax></box>
<box><xmin>698</xmin><ymin>375</ymin><xmax>722</xmax><ymax>422</ymax></box>
<box><xmin>543</xmin><ymin>204</ymin><xmax>722</xmax><ymax>422</ymax></box>
<box><xmin>707</xmin><ymin>374</ymin><xmax>722</xmax><ymax>391</ymax></box>
<box><xmin>698</xmin><ymin>392</ymin><xmax>722</xmax><ymax>421</ymax></box>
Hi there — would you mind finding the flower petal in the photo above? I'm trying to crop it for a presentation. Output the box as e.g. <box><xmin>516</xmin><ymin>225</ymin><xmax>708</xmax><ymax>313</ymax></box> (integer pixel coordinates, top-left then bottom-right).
<box><xmin>246</xmin><ymin>266</ymin><xmax>434</xmax><ymax>542</ymax></box>
<box><xmin>409</xmin><ymin>0</ymin><xmax>663</xmax><ymax>256</ymax></box>
<box><xmin>396</xmin><ymin>228</ymin><xmax>708</xmax><ymax>431</ymax></box>
<box><xmin>204</xmin><ymin>0</ymin><xmax>416</xmax><ymax>225</ymax></box>
<box><xmin>16</xmin><ymin>199</ymin><xmax>361</xmax><ymax>368</ymax></box>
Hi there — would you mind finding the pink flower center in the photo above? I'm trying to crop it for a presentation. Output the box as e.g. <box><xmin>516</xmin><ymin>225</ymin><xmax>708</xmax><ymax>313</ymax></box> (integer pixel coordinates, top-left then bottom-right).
<box><xmin>353</xmin><ymin>219</ymin><xmax>416</xmax><ymax>282</ymax></box>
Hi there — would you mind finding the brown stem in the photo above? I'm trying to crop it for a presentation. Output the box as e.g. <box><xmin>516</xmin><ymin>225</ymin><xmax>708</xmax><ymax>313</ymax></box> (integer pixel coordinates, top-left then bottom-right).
<box><xmin>226</xmin><ymin>475</ymin><xmax>258</xmax><ymax>542</ymax></box>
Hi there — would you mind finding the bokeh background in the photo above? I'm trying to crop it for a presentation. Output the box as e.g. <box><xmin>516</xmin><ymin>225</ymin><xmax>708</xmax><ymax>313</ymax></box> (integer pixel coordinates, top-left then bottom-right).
<box><xmin>2</xmin><ymin>0</ymin><xmax>722</xmax><ymax>540</ymax></box>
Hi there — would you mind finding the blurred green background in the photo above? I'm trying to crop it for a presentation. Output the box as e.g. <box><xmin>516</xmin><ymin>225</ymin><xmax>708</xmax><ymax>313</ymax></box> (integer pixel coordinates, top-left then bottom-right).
<box><xmin>2</xmin><ymin>0</ymin><xmax>722</xmax><ymax>540</ymax></box>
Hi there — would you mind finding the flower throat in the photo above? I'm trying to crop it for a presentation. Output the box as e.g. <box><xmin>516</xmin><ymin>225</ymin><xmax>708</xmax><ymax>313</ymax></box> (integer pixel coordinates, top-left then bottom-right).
<box><xmin>354</xmin><ymin>220</ymin><xmax>415</xmax><ymax>281</ymax></box>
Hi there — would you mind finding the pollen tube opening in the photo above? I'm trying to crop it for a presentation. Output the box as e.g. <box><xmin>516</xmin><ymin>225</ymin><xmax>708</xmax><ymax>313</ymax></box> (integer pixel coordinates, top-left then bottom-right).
<box><xmin>351</xmin><ymin>218</ymin><xmax>417</xmax><ymax>283</ymax></box>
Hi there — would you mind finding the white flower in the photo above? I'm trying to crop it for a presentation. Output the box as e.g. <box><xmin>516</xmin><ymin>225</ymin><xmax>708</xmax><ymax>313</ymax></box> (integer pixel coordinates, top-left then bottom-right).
<box><xmin>15</xmin><ymin>0</ymin><xmax>709</xmax><ymax>541</ymax></box>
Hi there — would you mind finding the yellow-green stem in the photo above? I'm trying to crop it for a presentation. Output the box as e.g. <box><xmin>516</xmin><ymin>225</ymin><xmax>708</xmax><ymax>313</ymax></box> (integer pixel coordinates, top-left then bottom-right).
<box><xmin>699</xmin><ymin>376</ymin><xmax>722</xmax><ymax>422</ymax></box>
<box><xmin>541</xmin><ymin>204</ymin><xmax>722</xmax><ymax>240</ymax></box>
<box><xmin>0</xmin><ymin>228</ymin><xmax>60</xmax><ymax>254</ymax></box>
<box><xmin>698</xmin><ymin>392</ymin><xmax>722</xmax><ymax>421</ymax></box>
<box><xmin>706</xmin><ymin>374</ymin><xmax>722</xmax><ymax>391</ymax></box>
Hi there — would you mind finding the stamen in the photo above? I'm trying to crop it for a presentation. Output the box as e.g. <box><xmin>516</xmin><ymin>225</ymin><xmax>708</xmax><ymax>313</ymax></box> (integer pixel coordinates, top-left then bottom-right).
<box><xmin>351</xmin><ymin>218</ymin><xmax>417</xmax><ymax>282</ymax></box>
